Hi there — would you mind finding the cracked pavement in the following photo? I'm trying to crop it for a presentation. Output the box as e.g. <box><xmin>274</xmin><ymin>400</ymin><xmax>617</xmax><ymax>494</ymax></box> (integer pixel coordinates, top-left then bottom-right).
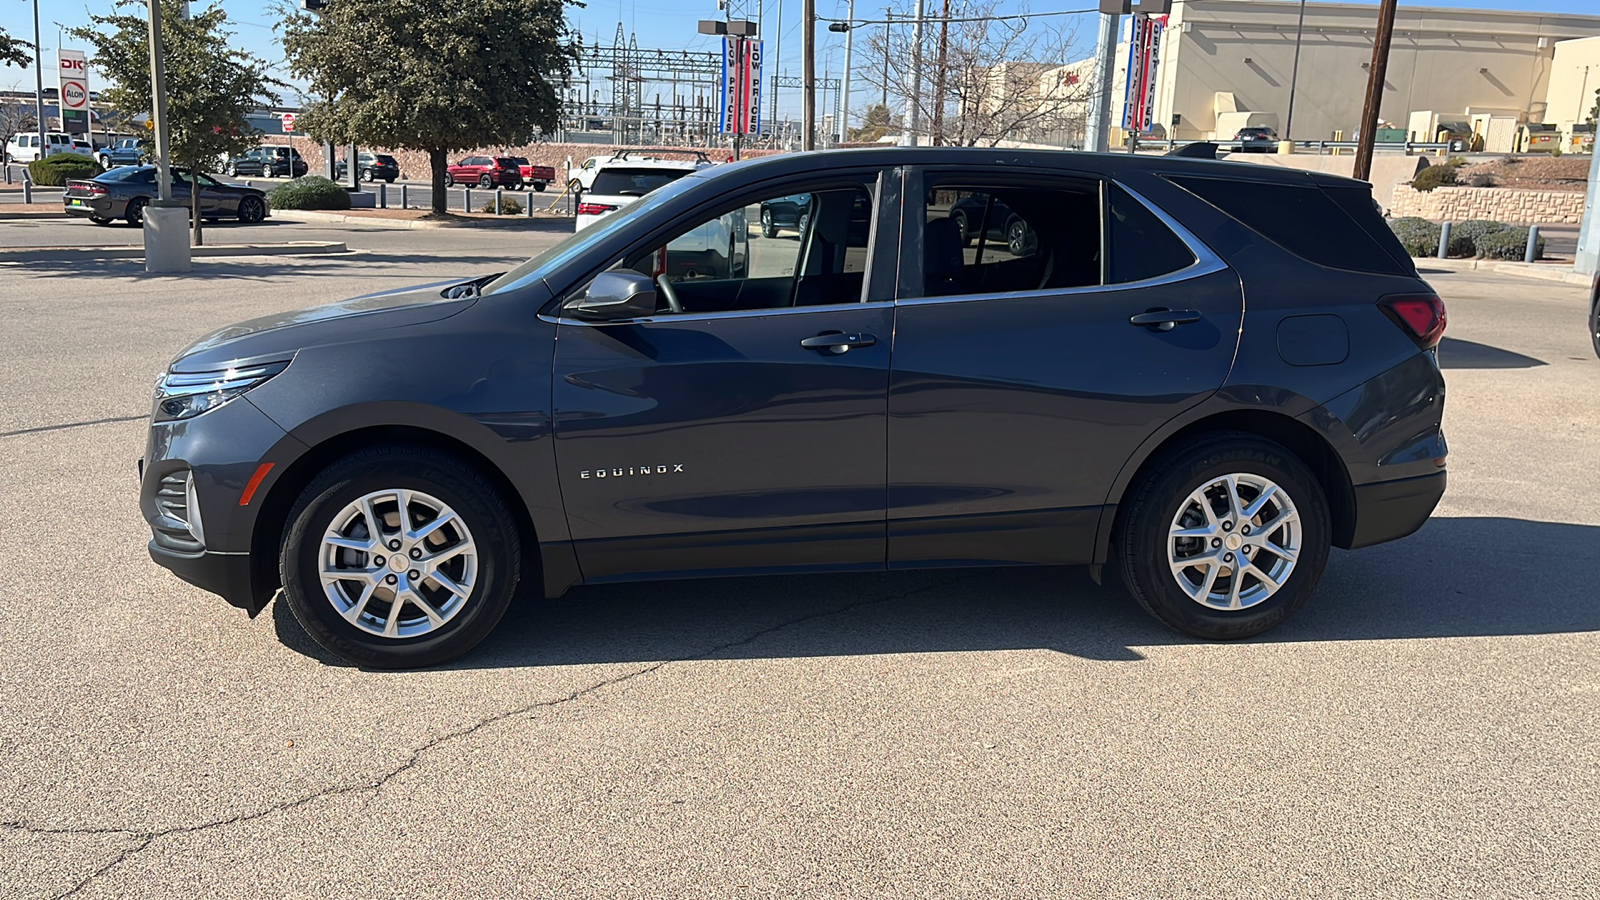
<box><xmin>1</xmin><ymin>228</ymin><xmax>1597</xmax><ymax>898</ymax></box>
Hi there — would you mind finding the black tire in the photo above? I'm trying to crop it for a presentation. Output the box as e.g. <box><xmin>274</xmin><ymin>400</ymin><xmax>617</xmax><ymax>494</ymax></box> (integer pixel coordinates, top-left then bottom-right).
<box><xmin>761</xmin><ymin>208</ymin><xmax>777</xmax><ymax>238</ymax></box>
<box><xmin>1116</xmin><ymin>432</ymin><xmax>1331</xmax><ymax>641</ymax></box>
<box><xmin>533</xmin><ymin>181</ymin><xmax>546</xmax><ymax>192</ymax></box>
<box><xmin>125</xmin><ymin>197</ymin><xmax>147</xmax><ymax>226</ymax></box>
<box><xmin>511</xmin><ymin>182</ymin><xmax>524</xmax><ymax>191</ymax></box>
<box><xmin>479</xmin><ymin>174</ymin><xmax>492</xmax><ymax>188</ymax></box>
<box><xmin>360</xmin><ymin>168</ymin><xmax>374</xmax><ymax>183</ymax></box>
<box><xmin>951</xmin><ymin>210</ymin><xmax>972</xmax><ymax>246</ymax></box>
<box><xmin>797</xmin><ymin>212</ymin><xmax>810</xmax><ymax>237</ymax></box>
<box><xmin>226</xmin><ymin>163</ymin><xmax>238</xmax><ymax>176</ymax></box>
<box><xmin>238</xmin><ymin>196</ymin><xmax>265</xmax><ymax>224</ymax></box>
<box><xmin>1590</xmin><ymin>288</ymin><xmax>1600</xmax><ymax>360</ymax></box>
<box><xmin>1006</xmin><ymin>218</ymin><xmax>1029</xmax><ymax>256</ymax></box>
<box><xmin>279</xmin><ymin>446</ymin><xmax>522</xmax><ymax>669</ymax></box>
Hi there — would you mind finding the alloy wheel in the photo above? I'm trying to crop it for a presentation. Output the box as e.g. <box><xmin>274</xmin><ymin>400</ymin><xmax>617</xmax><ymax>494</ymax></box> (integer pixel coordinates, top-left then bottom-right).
<box><xmin>1167</xmin><ymin>473</ymin><xmax>1300</xmax><ymax>611</ymax></box>
<box><xmin>318</xmin><ymin>488</ymin><xmax>479</xmax><ymax>639</ymax></box>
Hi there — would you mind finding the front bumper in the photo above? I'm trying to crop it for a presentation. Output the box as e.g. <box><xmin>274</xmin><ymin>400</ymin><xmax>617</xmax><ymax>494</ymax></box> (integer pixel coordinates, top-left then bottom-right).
<box><xmin>1347</xmin><ymin>470</ymin><xmax>1447</xmax><ymax>549</ymax></box>
<box><xmin>148</xmin><ymin>543</ymin><xmax>265</xmax><ymax>614</ymax></box>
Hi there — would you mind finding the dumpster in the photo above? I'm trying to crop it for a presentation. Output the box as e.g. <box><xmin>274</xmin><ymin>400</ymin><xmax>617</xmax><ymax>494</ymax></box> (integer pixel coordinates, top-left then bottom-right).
<box><xmin>1519</xmin><ymin>123</ymin><xmax>1560</xmax><ymax>153</ymax></box>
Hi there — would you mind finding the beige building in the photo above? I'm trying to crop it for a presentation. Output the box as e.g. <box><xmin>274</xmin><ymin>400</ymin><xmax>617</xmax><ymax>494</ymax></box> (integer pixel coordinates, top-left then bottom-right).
<box><xmin>1026</xmin><ymin>0</ymin><xmax>1600</xmax><ymax>151</ymax></box>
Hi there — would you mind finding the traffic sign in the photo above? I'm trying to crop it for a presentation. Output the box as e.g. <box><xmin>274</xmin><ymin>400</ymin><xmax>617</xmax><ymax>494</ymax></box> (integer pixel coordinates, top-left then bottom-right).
<box><xmin>281</xmin><ymin>112</ymin><xmax>297</xmax><ymax>133</ymax></box>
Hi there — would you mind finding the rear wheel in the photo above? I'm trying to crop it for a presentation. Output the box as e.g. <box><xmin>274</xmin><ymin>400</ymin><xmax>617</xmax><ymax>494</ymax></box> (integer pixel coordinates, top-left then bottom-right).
<box><xmin>1590</xmin><ymin>290</ymin><xmax>1599</xmax><ymax>359</ymax></box>
<box><xmin>125</xmin><ymin>197</ymin><xmax>147</xmax><ymax>226</ymax></box>
<box><xmin>279</xmin><ymin>446</ymin><xmax>521</xmax><ymax>669</ymax></box>
<box><xmin>226</xmin><ymin>163</ymin><xmax>238</xmax><ymax>176</ymax></box>
<box><xmin>533</xmin><ymin>181</ymin><xmax>546</xmax><ymax>192</ymax></box>
<box><xmin>1116</xmin><ymin>433</ymin><xmax>1331</xmax><ymax>641</ymax></box>
<box><xmin>761</xmin><ymin>207</ymin><xmax>777</xmax><ymax>238</ymax></box>
<box><xmin>479</xmin><ymin>174</ymin><xmax>492</xmax><ymax>188</ymax></box>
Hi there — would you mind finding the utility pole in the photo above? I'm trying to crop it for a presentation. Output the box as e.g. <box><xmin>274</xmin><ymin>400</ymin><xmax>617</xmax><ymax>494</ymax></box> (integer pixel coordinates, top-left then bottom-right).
<box><xmin>839</xmin><ymin>0</ymin><xmax>854</xmax><ymax>143</ymax></box>
<box><xmin>1352</xmin><ymin>0</ymin><xmax>1397</xmax><ymax>182</ymax></box>
<box><xmin>144</xmin><ymin>0</ymin><xmax>188</xmax><ymax>272</ymax></box>
<box><xmin>905</xmin><ymin>0</ymin><xmax>924</xmax><ymax>146</ymax></box>
<box><xmin>802</xmin><ymin>0</ymin><xmax>816</xmax><ymax>149</ymax></box>
<box><xmin>931</xmin><ymin>0</ymin><xmax>950</xmax><ymax>145</ymax></box>
<box><xmin>32</xmin><ymin>0</ymin><xmax>44</xmax><ymax>160</ymax></box>
<box><xmin>1083</xmin><ymin>0</ymin><xmax>1124</xmax><ymax>153</ymax></box>
<box><xmin>1285</xmin><ymin>0</ymin><xmax>1308</xmax><ymax>139</ymax></box>
<box><xmin>1577</xmin><ymin>136</ymin><xmax>1599</xmax><ymax>277</ymax></box>
<box><xmin>147</xmin><ymin>0</ymin><xmax>172</xmax><ymax>204</ymax></box>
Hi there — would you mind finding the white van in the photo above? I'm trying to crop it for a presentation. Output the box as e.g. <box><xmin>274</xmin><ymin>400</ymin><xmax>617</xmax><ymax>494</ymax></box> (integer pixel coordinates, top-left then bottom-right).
<box><xmin>5</xmin><ymin>132</ymin><xmax>74</xmax><ymax>164</ymax></box>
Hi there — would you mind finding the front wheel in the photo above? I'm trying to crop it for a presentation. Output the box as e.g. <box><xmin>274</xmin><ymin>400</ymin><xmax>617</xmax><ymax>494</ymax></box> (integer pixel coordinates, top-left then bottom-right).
<box><xmin>1116</xmin><ymin>433</ymin><xmax>1331</xmax><ymax>641</ymax></box>
<box><xmin>1590</xmin><ymin>291</ymin><xmax>1599</xmax><ymax>360</ymax></box>
<box><xmin>360</xmin><ymin>168</ymin><xmax>373</xmax><ymax>183</ymax></box>
<box><xmin>479</xmin><ymin>175</ymin><xmax>492</xmax><ymax>188</ymax></box>
<box><xmin>760</xmin><ymin>208</ymin><xmax>776</xmax><ymax>238</ymax></box>
<box><xmin>279</xmin><ymin>447</ymin><xmax>522</xmax><ymax>669</ymax></box>
<box><xmin>238</xmin><ymin>196</ymin><xmax>266</xmax><ymax>224</ymax></box>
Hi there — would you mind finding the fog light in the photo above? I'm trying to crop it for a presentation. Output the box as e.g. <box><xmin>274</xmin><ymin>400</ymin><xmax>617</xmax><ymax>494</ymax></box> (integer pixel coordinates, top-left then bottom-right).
<box><xmin>184</xmin><ymin>472</ymin><xmax>207</xmax><ymax>548</ymax></box>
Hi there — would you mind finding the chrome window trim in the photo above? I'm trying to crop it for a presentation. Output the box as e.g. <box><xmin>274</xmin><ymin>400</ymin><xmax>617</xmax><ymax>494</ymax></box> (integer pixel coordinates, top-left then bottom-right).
<box><xmin>897</xmin><ymin>179</ymin><xmax>1228</xmax><ymax>308</ymax></box>
<box><xmin>543</xmin><ymin>299</ymin><xmax>897</xmax><ymax>328</ymax></box>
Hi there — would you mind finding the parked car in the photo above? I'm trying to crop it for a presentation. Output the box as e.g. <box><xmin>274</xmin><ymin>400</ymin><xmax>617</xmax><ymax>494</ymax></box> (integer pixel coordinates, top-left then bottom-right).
<box><xmin>97</xmin><ymin>137</ymin><xmax>145</xmax><ymax>169</ymax></box>
<box><xmin>567</xmin><ymin>154</ymin><xmax>618</xmax><ymax>192</ymax></box>
<box><xmin>759</xmin><ymin>194</ymin><xmax>810</xmax><ymax>237</ymax></box>
<box><xmin>1232</xmin><ymin>126</ymin><xmax>1280</xmax><ymax>153</ymax></box>
<box><xmin>574</xmin><ymin>156</ymin><xmax>710</xmax><ymax>230</ymax></box>
<box><xmin>63</xmin><ymin>165</ymin><xmax>269</xmax><ymax>226</ymax></box>
<box><xmin>445</xmin><ymin>156</ymin><xmax>523</xmax><ymax>189</ymax></box>
<box><xmin>505</xmin><ymin>157</ymin><xmax>556</xmax><ymax>191</ymax></box>
<box><xmin>225</xmin><ymin>146</ymin><xmax>308</xmax><ymax>178</ymax></box>
<box><xmin>334</xmin><ymin>151</ymin><xmax>400</xmax><ymax>183</ymax></box>
<box><xmin>137</xmin><ymin>148</ymin><xmax>1449</xmax><ymax>670</ymax></box>
<box><xmin>5</xmin><ymin>132</ymin><xmax>74</xmax><ymax>163</ymax></box>
<box><xmin>947</xmin><ymin>194</ymin><xmax>1037</xmax><ymax>256</ymax></box>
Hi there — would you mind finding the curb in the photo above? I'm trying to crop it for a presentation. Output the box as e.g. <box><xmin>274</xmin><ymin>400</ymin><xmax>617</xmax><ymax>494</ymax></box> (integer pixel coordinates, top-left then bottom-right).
<box><xmin>1417</xmin><ymin>257</ymin><xmax>1594</xmax><ymax>286</ymax></box>
<box><xmin>0</xmin><ymin>241</ymin><xmax>348</xmax><ymax>262</ymax></box>
<box><xmin>271</xmin><ymin>209</ymin><xmax>574</xmax><ymax>230</ymax></box>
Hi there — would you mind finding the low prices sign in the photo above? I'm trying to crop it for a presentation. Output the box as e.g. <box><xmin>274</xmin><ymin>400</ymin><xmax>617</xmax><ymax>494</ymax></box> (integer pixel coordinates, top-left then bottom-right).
<box><xmin>58</xmin><ymin>49</ymin><xmax>89</xmax><ymax>134</ymax></box>
<box><xmin>719</xmin><ymin>37</ymin><xmax>763</xmax><ymax>136</ymax></box>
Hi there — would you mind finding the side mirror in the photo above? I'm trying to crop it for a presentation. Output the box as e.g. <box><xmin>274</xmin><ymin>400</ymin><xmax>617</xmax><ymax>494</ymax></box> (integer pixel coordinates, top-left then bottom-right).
<box><xmin>563</xmin><ymin>271</ymin><xmax>659</xmax><ymax>321</ymax></box>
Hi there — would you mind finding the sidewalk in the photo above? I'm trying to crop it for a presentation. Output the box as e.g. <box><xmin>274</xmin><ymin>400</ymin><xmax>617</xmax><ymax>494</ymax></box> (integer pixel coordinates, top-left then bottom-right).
<box><xmin>1418</xmin><ymin>256</ymin><xmax>1594</xmax><ymax>287</ymax></box>
<box><xmin>271</xmin><ymin>208</ymin><xmax>574</xmax><ymax>231</ymax></box>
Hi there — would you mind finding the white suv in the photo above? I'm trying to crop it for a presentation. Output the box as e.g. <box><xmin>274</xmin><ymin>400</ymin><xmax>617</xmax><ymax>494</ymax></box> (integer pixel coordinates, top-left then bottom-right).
<box><xmin>6</xmin><ymin>132</ymin><xmax>74</xmax><ymax>164</ymax></box>
<box><xmin>574</xmin><ymin>156</ymin><xmax>713</xmax><ymax>231</ymax></box>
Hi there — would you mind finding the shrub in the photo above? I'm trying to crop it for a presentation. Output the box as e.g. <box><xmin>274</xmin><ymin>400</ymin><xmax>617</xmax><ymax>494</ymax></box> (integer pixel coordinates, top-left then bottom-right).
<box><xmin>481</xmin><ymin>196</ymin><xmax>523</xmax><ymax>215</ymax></box>
<box><xmin>1452</xmin><ymin>219</ymin><xmax>1510</xmax><ymax>256</ymax></box>
<box><xmin>28</xmin><ymin>152</ymin><xmax>102</xmax><ymax>186</ymax></box>
<box><xmin>267</xmin><ymin>176</ymin><xmax>351</xmax><ymax>210</ymax></box>
<box><xmin>1388</xmin><ymin>217</ymin><xmax>1441</xmax><ymax>257</ymax></box>
<box><xmin>1467</xmin><ymin>173</ymin><xmax>1496</xmax><ymax>187</ymax></box>
<box><xmin>1477</xmin><ymin>226</ymin><xmax>1545</xmax><ymax>261</ymax></box>
<box><xmin>1550</xmin><ymin>146</ymin><xmax>1562</xmax><ymax>158</ymax></box>
<box><xmin>1444</xmin><ymin>156</ymin><xmax>1467</xmax><ymax>168</ymax></box>
<box><xmin>1410</xmin><ymin>164</ymin><xmax>1458</xmax><ymax>192</ymax></box>
<box><xmin>1500</xmin><ymin>154</ymin><xmax>1520</xmax><ymax>165</ymax></box>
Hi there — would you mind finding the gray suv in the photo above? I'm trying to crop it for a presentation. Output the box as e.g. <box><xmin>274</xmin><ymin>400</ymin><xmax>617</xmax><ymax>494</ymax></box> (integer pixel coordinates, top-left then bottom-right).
<box><xmin>139</xmin><ymin>147</ymin><xmax>1448</xmax><ymax>668</ymax></box>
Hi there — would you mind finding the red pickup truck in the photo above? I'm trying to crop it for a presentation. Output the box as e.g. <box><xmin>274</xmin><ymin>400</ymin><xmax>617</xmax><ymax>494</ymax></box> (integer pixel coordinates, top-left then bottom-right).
<box><xmin>508</xmin><ymin>157</ymin><xmax>555</xmax><ymax>191</ymax></box>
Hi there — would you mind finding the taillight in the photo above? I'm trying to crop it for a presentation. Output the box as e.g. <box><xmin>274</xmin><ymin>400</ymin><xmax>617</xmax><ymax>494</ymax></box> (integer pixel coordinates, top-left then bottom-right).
<box><xmin>87</xmin><ymin>183</ymin><xmax>108</xmax><ymax>196</ymax></box>
<box><xmin>577</xmin><ymin>203</ymin><xmax>617</xmax><ymax>216</ymax></box>
<box><xmin>1379</xmin><ymin>293</ymin><xmax>1447</xmax><ymax>348</ymax></box>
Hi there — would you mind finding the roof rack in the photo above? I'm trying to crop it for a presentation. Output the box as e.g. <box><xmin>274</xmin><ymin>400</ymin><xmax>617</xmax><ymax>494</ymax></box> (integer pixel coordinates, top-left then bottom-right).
<box><xmin>606</xmin><ymin>148</ymin><xmax>714</xmax><ymax>164</ymax></box>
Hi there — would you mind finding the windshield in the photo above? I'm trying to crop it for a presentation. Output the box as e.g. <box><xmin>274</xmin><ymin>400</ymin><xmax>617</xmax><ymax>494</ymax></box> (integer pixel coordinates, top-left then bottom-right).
<box><xmin>589</xmin><ymin>166</ymin><xmax>694</xmax><ymax>197</ymax></box>
<box><xmin>481</xmin><ymin>172</ymin><xmax>706</xmax><ymax>296</ymax></box>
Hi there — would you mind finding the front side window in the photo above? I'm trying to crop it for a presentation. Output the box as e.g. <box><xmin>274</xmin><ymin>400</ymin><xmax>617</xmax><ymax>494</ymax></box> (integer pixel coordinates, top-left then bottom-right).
<box><xmin>579</xmin><ymin>183</ymin><xmax>875</xmax><ymax>315</ymax></box>
<box><xmin>921</xmin><ymin>180</ymin><xmax>1102</xmax><ymax>297</ymax></box>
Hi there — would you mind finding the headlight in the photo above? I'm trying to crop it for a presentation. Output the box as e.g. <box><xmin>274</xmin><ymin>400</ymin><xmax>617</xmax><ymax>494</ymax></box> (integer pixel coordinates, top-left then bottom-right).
<box><xmin>152</xmin><ymin>361</ymin><xmax>288</xmax><ymax>422</ymax></box>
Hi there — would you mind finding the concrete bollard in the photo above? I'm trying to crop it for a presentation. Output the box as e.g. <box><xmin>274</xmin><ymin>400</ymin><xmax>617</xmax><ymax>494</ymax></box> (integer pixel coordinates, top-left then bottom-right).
<box><xmin>495</xmin><ymin>188</ymin><xmax>503</xmax><ymax>216</ymax></box>
<box><xmin>4</xmin><ymin>164</ymin><xmax>10</xmax><ymax>185</ymax></box>
<box><xmin>401</xmin><ymin>183</ymin><xmax>408</xmax><ymax>210</ymax></box>
<box><xmin>1437</xmin><ymin>221</ymin><xmax>1452</xmax><ymax>259</ymax></box>
<box><xmin>1525</xmin><ymin>224</ymin><xmax>1540</xmax><ymax>263</ymax></box>
<box><xmin>1277</xmin><ymin>140</ymin><xmax>1294</xmax><ymax>155</ymax></box>
<box><xmin>21</xmin><ymin>177</ymin><xmax>31</xmax><ymax>204</ymax></box>
<box><xmin>464</xmin><ymin>187</ymin><xmax>472</xmax><ymax>213</ymax></box>
<box><xmin>379</xmin><ymin>182</ymin><xmax>387</xmax><ymax>209</ymax></box>
<box><xmin>526</xmin><ymin>194</ymin><xmax>535</xmax><ymax>218</ymax></box>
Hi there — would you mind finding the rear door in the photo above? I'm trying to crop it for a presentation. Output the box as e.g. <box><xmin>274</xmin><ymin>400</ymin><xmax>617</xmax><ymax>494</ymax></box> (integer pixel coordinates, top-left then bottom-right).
<box><xmin>550</xmin><ymin>169</ymin><xmax>898</xmax><ymax>581</ymax></box>
<box><xmin>886</xmin><ymin>168</ymin><xmax>1244</xmax><ymax>567</ymax></box>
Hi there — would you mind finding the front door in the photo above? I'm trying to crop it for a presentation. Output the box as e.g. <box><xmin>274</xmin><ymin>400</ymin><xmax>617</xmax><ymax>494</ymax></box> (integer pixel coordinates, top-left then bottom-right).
<box><xmin>887</xmin><ymin>170</ymin><xmax>1244</xmax><ymax>567</ymax></box>
<box><xmin>552</xmin><ymin>175</ymin><xmax>894</xmax><ymax>581</ymax></box>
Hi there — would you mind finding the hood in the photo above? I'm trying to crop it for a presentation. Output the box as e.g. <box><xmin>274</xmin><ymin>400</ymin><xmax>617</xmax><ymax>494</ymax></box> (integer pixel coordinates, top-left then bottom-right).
<box><xmin>171</xmin><ymin>281</ymin><xmax>475</xmax><ymax>373</ymax></box>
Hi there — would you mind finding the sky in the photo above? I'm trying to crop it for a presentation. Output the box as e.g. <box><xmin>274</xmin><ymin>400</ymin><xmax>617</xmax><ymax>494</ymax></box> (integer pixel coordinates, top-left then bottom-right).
<box><xmin>2</xmin><ymin>0</ymin><xmax>1597</xmax><ymax>121</ymax></box>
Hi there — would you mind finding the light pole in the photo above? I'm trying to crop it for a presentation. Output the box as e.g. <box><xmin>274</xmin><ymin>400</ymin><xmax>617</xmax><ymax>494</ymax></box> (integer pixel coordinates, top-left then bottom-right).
<box><xmin>802</xmin><ymin>0</ymin><xmax>815</xmax><ymax>149</ymax></box>
<box><xmin>32</xmin><ymin>0</ymin><xmax>44</xmax><ymax>159</ymax></box>
<box><xmin>1285</xmin><ymin>0</ymin><xmax>1307</xmax><ymax>139</ymax></box>
<box><xmin>904</xmin><ymin>0</ymin><xmax>923</xmax><ymax>146</ymax></box>
<box><xmin>1083</xmin><ymin>0</ymin><xmax>1123</xmax><ymax>153</ymax></box>
<box><xmin>828</xmin><ymin>5</ymin><xmax>854</xmax><ymax>145</ymax></box>
<box><xmin>143</xmin><ymin>0</ymin><xmax>189</xmax><ymax>272</ymax></box>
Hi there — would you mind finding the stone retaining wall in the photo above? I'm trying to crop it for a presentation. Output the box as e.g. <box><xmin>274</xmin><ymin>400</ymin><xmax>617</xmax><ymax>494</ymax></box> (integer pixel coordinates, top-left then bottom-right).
<box><xmin>1388</xmin><ymin>184</ymin><xmax>1587</xmax><ymax>224</ymax></box>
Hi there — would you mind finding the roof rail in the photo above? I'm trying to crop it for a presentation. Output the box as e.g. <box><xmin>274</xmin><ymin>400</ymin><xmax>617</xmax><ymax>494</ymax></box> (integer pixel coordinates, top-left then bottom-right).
<box><xmin>606</xmin><ymin>148</ymin><xmax>714</xmax><ymax>164</ymax></box>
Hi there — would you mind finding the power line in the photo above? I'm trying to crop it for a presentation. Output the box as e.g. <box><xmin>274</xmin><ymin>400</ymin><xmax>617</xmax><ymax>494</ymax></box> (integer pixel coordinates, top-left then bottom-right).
<box><xmin>821</xmin><ymin>7</ymin><xmax>1094</xmax><ymax>26</ymax></box>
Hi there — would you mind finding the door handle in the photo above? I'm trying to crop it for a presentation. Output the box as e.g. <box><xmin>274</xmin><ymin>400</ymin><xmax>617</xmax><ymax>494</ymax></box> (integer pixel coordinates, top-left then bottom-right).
<box><xmin>800</xmin><ymin>332</ymin><xmax>878</xmax><ymax>354</ymax></box>
<box><xmin>1129</xmin><ymin>309</ymin><xmax>1202</xmax><ymax>331</ymax></box>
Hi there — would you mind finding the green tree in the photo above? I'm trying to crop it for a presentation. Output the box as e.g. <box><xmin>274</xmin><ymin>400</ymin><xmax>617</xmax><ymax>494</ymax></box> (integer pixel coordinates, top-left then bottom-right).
<box><xmin>283</xmin><ymin>0</ymin><xmax>573</xmax><ymax>215</ymax></box>
<box><xmin>849</xmin><ymin>104</ymin><xmax>893</xmax><ymax>143</ymax></box>
<box><xmin>70</xmin><ymin>2</ymin><xmax>281</xmax><ymax>245</ymax></box>
<box><xmin>0</xmin><ymin>29</ymin><xmax>31</xmax><ymax>68</ymax></box>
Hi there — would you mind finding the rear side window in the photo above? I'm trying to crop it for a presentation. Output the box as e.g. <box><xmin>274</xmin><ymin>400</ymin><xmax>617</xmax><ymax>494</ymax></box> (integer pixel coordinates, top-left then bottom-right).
<box><xmin>591</xmin><ymin>167</ymin><xmax>692</xmax><ymax>197</ymax></box>
<box><xmin>1168</xmin><ymin>175</ymin><xmax>1406</xmax><ymax>275</ymax></box>
<box><xmin>1107</xmin><ymin>185</ymin><xmax>1196</xmax><ymax>284</ymax></box>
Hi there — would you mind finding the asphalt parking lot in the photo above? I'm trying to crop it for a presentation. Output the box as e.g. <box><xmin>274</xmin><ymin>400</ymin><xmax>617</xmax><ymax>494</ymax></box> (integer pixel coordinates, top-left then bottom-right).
<box><xmin>1</xmin><ymin>222</ymin><xmax>1597</xmax><ymax>898</ymax></box>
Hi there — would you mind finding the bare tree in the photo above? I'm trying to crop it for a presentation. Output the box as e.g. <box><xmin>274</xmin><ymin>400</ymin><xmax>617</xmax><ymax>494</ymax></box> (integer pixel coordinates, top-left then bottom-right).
<box><xmin>867</xmin><ymin>0</ymin><xmax>1089</xmax><ymax>148</ymax></box>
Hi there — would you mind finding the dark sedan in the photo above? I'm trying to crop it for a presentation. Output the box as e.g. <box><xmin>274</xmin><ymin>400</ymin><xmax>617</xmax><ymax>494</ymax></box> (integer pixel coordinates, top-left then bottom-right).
<box><xmin>759</xmin><ymin>194</ymin><xmax>810</xmax><ymax>237</ymax></box>
<box><xmin>225</xmin><ymin>146</ymin><xmax>308</xmax><ymax>178</ymax></box>
<box><xmin>64</xmin><ymin>166</ymin><xmax>270</xmax><ymax>226</ymax></box>
<box><xmin>138</xmin><ymin>147</ymin><xmax>1447</xmax><ymax>669</ymax></box>
<box><xmin>334</xmin><ymin>151</ymin><xmax>400</xmax><ymax>183</ymax></box>
<box><xmin>1232</xmin><ymin>126</ymin><xmax>1281</xmax><ymax>153</ymax></box>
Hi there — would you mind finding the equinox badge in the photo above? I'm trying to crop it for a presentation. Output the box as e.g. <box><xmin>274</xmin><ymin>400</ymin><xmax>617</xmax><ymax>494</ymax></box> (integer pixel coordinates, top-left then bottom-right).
<box><xmin>581</xmin><ymin>464</ymin><xmax>685</xmax><ymax>479</ymax></box>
